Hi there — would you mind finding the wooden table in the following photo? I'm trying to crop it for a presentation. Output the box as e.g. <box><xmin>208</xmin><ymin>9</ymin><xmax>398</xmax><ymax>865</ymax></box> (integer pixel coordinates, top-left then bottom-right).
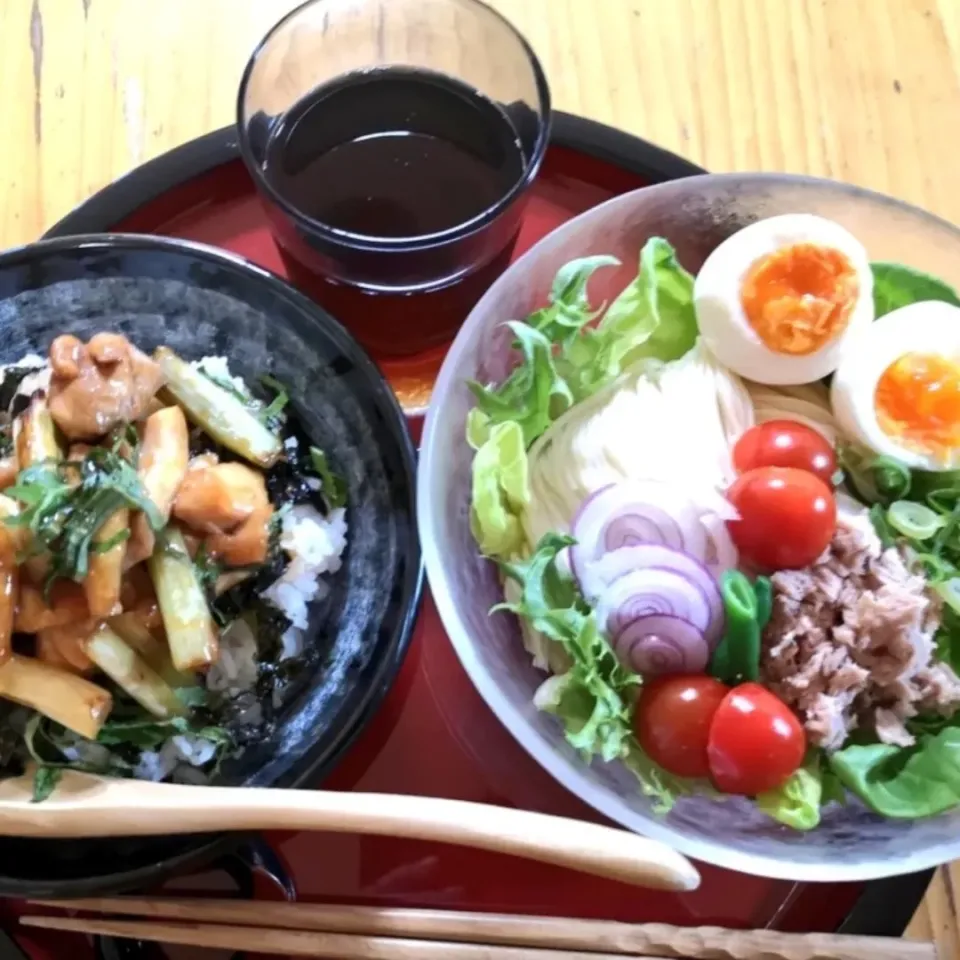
<box><xmin>0</xmin><ymin>0</ymin><xmax>958</xmax><ymax>953</ymax></box>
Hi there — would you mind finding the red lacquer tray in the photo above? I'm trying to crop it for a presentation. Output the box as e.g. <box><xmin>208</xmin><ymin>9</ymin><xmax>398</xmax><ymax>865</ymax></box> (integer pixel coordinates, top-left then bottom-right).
<box><xmin>3</xmin><ymin>115</ymin><xmax>929</xmax><ymax>959</ymax></box>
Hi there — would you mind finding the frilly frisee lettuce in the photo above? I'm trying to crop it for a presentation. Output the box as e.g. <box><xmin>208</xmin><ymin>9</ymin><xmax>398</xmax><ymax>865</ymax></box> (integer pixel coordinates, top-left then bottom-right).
<box><xmin>527</xmin><ymin>255</ymin><xmax>621</xmax><ymax>346</ymax></box>
<box><xmin>468</xmin><ymin>237</ymin><xmax>697</xmax><ymax>451</ymax></box>
<box><xmin>469</xmin><ymin>322</ymin><xmax>576</xmax><ymax>449</ymax></box>
<box><xmin>497</xmin><ymin>533</ymin><xmax>693</xmax><ymax>813</ymax></box>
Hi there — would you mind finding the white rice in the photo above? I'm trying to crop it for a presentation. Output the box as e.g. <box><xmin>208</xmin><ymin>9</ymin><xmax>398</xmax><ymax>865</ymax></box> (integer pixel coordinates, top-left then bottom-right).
<box><xmin>169</xmin><ymin>734</ymin><xmax>218</xmax><ymax>766</ymax></box>
<box><xmin>134</xmin><ymin>749</ymin><xmax>174</xmax><ymax>782</ymax></box>
<box><xmin>205</xmin><ymin>501</ymin><xmax>349</xmax><ymax>688</ymax></box>
<box><xmin>193</xmin><ymin>355</ymin><xmax>348</xmax><ymax>677</ymax></box>
<box><xmin>62</xmin><ymin>727</ymin><xmax>212</xmax><ymax>786</ymax></box>
<box><xmin>0</xmin><ymin>353</ymin><xmax>51</xmax><ymax>399</ymax></box>
<box><xmin>135</xmin><ymin>734</ymin><xmax>218</xmax><ymax>783</ymax></box>
<box><xmin>206</xmin><ymin>618</ymin><xmax>259</xmax><ymax>694</ymax></box>
<box><xmin>188</xmin><ymin>500</ymin><xmax>349</xmax><ymax>776</ymax></box>
<box><xmin>279</xmin><ymin>625</ymin><xmax>304</xmax><ymax>660</ymax></box>
<box><xmin>261</xmin><ymin>504</ymin><xmax>347</xmax><ymax>648</ymax></box>
<box><xmin>191</xmin><ymin>355</ymin><xmax>250</xmax><ymax>397</ymax></box>
<box><xmin>60</xmin><ymin>739</ymin><xmax>113</xmax><ymax>768</ymax></box>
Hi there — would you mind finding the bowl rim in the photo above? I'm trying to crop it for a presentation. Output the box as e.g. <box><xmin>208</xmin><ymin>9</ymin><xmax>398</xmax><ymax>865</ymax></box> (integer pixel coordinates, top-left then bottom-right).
<box><xmin>0</xmin><ymin>231</ymin><xmax>424</xmax><ymax>895</ymax></box>
<box><xmin>419</xmin><ymin>170</ymin><xmax>960</xmax><ymax>882</ymax></box>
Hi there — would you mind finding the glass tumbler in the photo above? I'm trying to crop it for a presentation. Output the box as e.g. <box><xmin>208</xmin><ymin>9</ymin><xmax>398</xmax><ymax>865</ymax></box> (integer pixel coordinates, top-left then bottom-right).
<box><xmin>237</xmin><ymin>0</ymin><xmax>551</xmax><ymax>357</ymax></box>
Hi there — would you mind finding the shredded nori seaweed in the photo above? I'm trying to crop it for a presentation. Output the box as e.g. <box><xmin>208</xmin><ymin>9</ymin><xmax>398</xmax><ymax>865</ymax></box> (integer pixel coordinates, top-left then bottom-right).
<box><xmin>0</xmin><ymin>362</ymin><xmax>44</xmax><ymax>417</ymax></box>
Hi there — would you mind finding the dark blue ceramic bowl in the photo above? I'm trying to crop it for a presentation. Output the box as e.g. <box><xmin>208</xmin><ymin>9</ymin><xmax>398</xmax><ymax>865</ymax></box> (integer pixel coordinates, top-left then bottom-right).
<box><xmin>0</xmin><ymin>234</ymin><xmax>422</xmax><ymax>896</ymax></box>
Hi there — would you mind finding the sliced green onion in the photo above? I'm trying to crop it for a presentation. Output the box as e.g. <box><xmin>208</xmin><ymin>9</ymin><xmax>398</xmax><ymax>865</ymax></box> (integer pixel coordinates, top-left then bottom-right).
<box><xmin>258</xmin><ymin>374</ymin><xmax>289</xmax><ymax>426</ymax></box>
<box><xmin>868</xmin><ymin>503</ymin><xmax>897</xmax><ymax>548</ymax></box>
<box><xmin>887</xmin><ymin>501</ymin><xmax>946</xmax><ymax>540</ymax></box>
<box><xmin>914</xmin><ymin>552</ymin><xmax>957</xmax><ymax>582</ymax></box>
<box><xmin>836</xmin><ymin>443</ymin><xmax>912</xmax><ymax>505</ymax></box>
<box><xmin>873</xmin><ymin>456</ymin><xmax>912</xmax><ymax>502</ymax></box>
<box><xmin>934</xmin><ymin>578</ymin><xmax>960</xmax><ymax>615</ymax></box>
<box><xmin>927</xmin><ymin>487</ymin><xmax>960</xmax><ymax>516</ymax></box>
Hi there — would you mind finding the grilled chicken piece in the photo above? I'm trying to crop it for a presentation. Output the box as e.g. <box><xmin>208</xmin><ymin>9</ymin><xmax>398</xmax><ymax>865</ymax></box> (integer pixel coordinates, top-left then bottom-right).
<box><xmin>47</xmin><ymin>333</ymin><xmax>166</xmax><ymax>440</ymax></box>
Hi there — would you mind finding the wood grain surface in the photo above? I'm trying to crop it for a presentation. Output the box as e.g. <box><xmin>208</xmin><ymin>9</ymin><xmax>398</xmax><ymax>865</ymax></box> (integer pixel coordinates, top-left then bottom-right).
<box><xmin>0</xmin><ymin>0</ymin><xmax>958</xmax><ymax>953</ymax></box>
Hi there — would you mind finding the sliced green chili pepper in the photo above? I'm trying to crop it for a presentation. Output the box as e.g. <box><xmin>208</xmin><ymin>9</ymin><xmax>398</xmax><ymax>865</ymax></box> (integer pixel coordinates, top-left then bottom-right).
<box><xmin>836</xmin><ymin>444</ymin><xmax>911</xmax><ymax>505</ymax></box>
<box><xmin>709</xmin><ymin>570</ymin><xmax>761</xmax><ymax>685</ymax></box>
<box><xmin>754</xmin><ymin>575</ymin><xmax>773</xmax><ymax>631</ymax></box>
<box><xmin>710</xmin><ymin>635</ymin><xmax>730</xmax><ymax>681</ymax></box>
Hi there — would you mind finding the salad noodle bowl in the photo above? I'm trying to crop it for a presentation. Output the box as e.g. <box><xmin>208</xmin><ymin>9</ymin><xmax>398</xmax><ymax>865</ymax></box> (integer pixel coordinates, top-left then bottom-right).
<box><xmin>420</xmin><ymin>173</ymin><xmax>960</xmax><ymax>880</ymax></box>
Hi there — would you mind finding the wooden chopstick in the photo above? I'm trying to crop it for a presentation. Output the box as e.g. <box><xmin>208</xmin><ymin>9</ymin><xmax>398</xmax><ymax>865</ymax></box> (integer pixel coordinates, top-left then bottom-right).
<box><xmin>22</xmin><ymin>917</ymin><xmax>662</xmax><ymax>960</ymax></box>
<box><xmin>23</xmin><ymin>898</ymin><xmax>937</xmax><ymax>960</ymax></box>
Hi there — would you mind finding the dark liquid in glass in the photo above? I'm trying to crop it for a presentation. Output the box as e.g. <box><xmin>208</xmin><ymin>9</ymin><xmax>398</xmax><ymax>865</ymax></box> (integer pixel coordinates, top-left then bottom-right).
<box><xmin>255</xmin><ymin>67</ymin><xmax>533</xmax><ymax>357</ymax></box>
<box><xmin>264</xmin><ymin>68</ymin><xmax>525</xmax><ymax>238</ymax></box>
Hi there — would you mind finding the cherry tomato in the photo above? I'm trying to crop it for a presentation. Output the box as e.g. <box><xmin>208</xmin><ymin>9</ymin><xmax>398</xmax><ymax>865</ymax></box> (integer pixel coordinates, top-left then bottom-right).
<box><xmin>733</xmin><ymin>420</ymin><xmax>837</xmax><ymax>485</ymax></box>
<box><xmin>634</xmin><ymin>675</ymin><xmax>729</xmax><ymax>779</ymax></box>
<box><xmin>726</xmin><ymin>466</ymin><xmax>836</xmax><ymax>571</ymax></box>
<box><xmin>706</xmin><ymin>683</ymin><xmax>806</xmax><ymax>795</ymax></box>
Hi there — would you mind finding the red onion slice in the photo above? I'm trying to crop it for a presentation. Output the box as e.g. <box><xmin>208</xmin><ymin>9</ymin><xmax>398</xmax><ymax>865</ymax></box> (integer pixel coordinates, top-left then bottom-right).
<box><xmin>582</xmin><ymin>544</ymin><xmax>724</xmax><ymax>649</ymax></box>
<box><xmin>615</xmin><ymin>614</ymin><xmax>709</xmax><ymax>676</ymax></box>
<box><xmin>701</xmin><ymin>513</ymin><xmax>738</xmax><ymax>575</ymax></box>
<box><xmin>595</xmin><ymin>568</ymin><xmax>712</xmax><ymax>639</ymax></box>
<box><xmin>570</xmin><ymin>481</ymin><xmax>708</xmax><ymax>578</ymax></box>
<box><xmin>555</xmin><ymin>546</ymin><xmax>573</xmax><ymax>581</ymax></box>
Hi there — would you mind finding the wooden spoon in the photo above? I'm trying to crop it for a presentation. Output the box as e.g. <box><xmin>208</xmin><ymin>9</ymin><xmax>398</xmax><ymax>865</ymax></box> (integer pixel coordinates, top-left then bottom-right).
<box><xmin>0</xmin><ymin>770</ymin><xmax>699</xmax><ymax>891</ymax></box>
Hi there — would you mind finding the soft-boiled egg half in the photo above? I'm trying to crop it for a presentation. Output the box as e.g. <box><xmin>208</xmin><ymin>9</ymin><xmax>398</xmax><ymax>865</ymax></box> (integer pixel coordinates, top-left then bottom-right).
<box><xmin>832</xmin><ymin>301</ymin><xmax>960</xmax><ymax>471</ymax></box>
<box><xmin>694</xmin><ymin>214</ymin><xmax>874</xmax><ymax>385</ymax></box>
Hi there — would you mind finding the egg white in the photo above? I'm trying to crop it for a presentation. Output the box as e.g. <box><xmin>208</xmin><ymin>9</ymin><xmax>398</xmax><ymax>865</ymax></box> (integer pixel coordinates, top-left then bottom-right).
<box><xmin>694</xmin><ymin>213</ymin><xmax>874</xmax><ymax>386</ymax></box>
<box><xmin>831</xmin><ymin>301</ymin><xmax>960</xmax><ymax>471</ymax></box>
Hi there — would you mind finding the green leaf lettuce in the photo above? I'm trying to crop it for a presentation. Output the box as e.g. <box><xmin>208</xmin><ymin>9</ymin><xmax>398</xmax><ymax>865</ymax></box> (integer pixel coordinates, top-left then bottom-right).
<box><xmin>830</xmin><ymin>726</ymin><xmax>960</xmax><ymax>819</ymax></box>
<box><xmin>601</xmin><ymin>236</ymin><xmax>698</xmax><ymax>366</ymax></box>
<box><xmin>756</xmin><ymin>761</ymin><xmax>823</xmax><ymax>830</ymax></box>
<box><xmin>469</xmin><ymin>420</ymin><xmax>531</xmax><ymax>560</ymax></box>
<box><xmin>871</xmin><ymin>261</ymin><xmax>960</xmax><ymax>318</ymax></box>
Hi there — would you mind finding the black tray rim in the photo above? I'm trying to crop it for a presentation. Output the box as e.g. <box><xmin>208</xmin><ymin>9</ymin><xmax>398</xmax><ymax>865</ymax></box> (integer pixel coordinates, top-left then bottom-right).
<box><xmin>44</xmin><ymin>113</ymin><xmax>706</xmax><ymax>238</ymax></box>
<box><xmin>40</xmin><ymin>112</ymin><xmax>931</xmax><ymax>940</ymax></box>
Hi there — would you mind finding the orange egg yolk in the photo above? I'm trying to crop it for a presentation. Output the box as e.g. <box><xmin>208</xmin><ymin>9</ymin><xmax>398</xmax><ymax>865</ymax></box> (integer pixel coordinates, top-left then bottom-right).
<box><xmin>740</xmin><ymin>243</ymin><xmax>859</xmax><ymax>355</ymax></box>
<box><xmin>875</xmin><ymin>352</ymin><xmax>960</xmax><ymax>462</ymax></box>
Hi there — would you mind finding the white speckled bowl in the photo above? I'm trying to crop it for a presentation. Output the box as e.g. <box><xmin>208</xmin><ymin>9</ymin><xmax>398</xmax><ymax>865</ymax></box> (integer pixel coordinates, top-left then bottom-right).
<box><xmin>418</xmin><ymin>173</ymin><xmax>960</xmax><ymax>881</ymax></box>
